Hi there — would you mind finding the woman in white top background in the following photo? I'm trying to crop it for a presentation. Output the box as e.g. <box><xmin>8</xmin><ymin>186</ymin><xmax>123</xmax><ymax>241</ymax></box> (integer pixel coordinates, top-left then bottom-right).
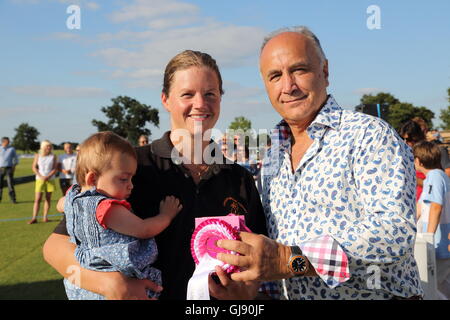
<box><xmin>29</xmin><ymin>140</ymin><xmax>58</xmax><ymax>224</ymax></box>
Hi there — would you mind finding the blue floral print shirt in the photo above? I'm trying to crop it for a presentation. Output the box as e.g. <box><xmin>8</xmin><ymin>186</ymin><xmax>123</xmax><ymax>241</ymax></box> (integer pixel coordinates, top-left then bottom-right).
<box><xmin>261</xmin><ymin>95</ymin><xmax>423</xmax><ymax>300</ymax></box>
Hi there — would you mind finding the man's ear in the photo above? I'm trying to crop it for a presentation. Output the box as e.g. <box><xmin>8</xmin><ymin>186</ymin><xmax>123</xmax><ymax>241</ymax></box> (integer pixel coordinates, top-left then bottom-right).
<box><xmin>85</xmin><ymin>171</ymin><xmax>97</xmax><ymax>186</ymax></box>
<box><xmin>323</xmin><ymin>59</ymin><xmax>329</xmax><ymax>85</ymax></box>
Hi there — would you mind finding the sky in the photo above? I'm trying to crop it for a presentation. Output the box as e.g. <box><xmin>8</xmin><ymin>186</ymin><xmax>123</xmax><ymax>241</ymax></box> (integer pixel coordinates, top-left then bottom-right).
<box><xmin>1</xmin><ymin>0</ymin><xmax>449</xmax><ymax>145</ymax></box>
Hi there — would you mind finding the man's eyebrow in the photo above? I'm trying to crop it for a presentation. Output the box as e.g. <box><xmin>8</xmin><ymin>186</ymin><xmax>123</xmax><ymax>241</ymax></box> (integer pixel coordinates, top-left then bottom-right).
<box><xmin>289</xmin><ymin>61</ymin><xmax>310</xmax><ymax>70</ymax></box>
<box><xmin>265</xmin><ymin>69</ymin><xmax>281</xmax><ymax>78</ymax></box>
<box><xmin>265</xmin><ymin>61</ymin><xmax>310</xmax><ymax>78</ymax></box>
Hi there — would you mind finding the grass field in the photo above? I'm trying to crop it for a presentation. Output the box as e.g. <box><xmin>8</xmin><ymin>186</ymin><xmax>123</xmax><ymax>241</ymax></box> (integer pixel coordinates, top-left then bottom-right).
<box><xmin>0</xmin><ymin>155</ymin><xmax>67</xmax><ymax>300</ymax></box>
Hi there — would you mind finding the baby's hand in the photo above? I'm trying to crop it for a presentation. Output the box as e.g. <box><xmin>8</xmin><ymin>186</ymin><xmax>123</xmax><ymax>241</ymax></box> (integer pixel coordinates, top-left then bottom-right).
<box><xmin>159</xmin><ymin>196</ymin><xmax>182</xmax><ymax>220</ymax></box>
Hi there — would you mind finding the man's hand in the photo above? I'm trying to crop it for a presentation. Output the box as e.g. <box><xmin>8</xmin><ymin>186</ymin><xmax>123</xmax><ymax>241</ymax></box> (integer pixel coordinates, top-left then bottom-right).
<box><xmin>216</xmin><ymin>232</ymin><xmax>292</xmax><ymax>282</ymax></box>
<box><xmin>209</xmin><ymin>266</ymin><xmax>260</xmax><ymax>300</ymax></box>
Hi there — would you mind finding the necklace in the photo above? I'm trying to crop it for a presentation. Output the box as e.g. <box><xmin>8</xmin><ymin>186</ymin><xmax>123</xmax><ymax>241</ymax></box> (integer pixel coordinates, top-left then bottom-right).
<box><xmin>184</xmin><ymin>163</ymin><xmax>210</xmax><ymax>178</ymax></box>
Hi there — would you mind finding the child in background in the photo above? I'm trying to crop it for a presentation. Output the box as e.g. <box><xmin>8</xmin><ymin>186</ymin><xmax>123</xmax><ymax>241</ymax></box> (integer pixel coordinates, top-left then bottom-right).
<box><xmin>413</xmin><ymin>141</ymin><xmax>450</xmax><ymax>299</ymax></box>
<box><xmin>57</xmin><ymin>131</ymin><xmax>182</xmax><ymax>299</ymax></box>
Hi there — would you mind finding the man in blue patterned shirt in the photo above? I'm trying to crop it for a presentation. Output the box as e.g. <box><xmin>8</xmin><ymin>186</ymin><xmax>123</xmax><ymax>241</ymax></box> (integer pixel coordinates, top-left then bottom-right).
<box><xmin>218</xmin><ymin>26</ymin><xmax>423</xmax><ymax>299</ymax></box>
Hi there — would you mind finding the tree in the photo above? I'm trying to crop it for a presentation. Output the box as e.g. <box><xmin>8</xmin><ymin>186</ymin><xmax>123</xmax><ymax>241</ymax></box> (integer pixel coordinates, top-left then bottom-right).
<box><xmin>92</xmin><ymin>96</ymin><xmax>159</xmax><ymax>145</ymax></box>
<box><xmin>360</xmin><ymin>92</ymin><xmax>400</xmax><ymax>106</ymax></box>
<box><xmin>226</xmin><ymin>116</ymin><xmax>255</xmax><ymax>157</ymax></box>
<box><xmin>228</xmin><ymin>116</ymin><xmax>252</xmax><ymax>131</ymax></box>
<box><xmin>439</xmin><ymin>88</ymin><xmax>450</xmax><ymax>130</ymax></box>
<box><xmin>360</xmin><ymin>92</ymin><xmax>434</xmax><ymax>131</ymax></box>
<box><xmin>387</xmin><ymin>103</ymin><xmax>434</xmax><ymax>131</ymax></box>
<box><xmin>12</xmin><ymin>123</ymin><xmax>40</xmax><ymax>152</ymax></box>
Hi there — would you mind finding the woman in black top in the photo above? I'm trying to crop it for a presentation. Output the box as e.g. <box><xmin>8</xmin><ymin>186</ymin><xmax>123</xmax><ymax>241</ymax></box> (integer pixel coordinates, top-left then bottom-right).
<box><xmin>43</xmin><ymin>50</ymin><xmax>267</xmax><ymax>300</ymax></box>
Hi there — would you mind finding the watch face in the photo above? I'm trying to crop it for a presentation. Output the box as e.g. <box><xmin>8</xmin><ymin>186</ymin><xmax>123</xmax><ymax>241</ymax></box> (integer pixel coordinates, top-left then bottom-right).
<box><xmin>292</xmin><ymin>256</ymin><xmax>307</xmax><ymax>274</ymax></box>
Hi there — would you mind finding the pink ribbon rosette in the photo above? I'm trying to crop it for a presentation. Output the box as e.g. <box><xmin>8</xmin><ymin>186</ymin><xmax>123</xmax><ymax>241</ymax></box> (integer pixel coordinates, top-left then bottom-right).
<box><xmin>186</xmin><ymin>214</ymin><xmax>250</xmax><ymax>300</ymax></box>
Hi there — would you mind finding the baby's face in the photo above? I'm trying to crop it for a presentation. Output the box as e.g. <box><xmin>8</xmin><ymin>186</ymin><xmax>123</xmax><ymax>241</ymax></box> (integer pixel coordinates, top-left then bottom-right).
<box><xmin>96</xmin><ymin>152</ymin><xmax>137</xmax><ymax>200</ymax></box>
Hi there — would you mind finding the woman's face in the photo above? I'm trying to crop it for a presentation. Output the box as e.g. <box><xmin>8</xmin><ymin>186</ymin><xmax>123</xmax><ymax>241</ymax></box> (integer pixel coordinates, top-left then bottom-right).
<box><xmin>161</xmin><ymin>66</ymin><xmax>221</xmax><ymax>137</ymax></box>
<box><xmin>43</xmin><ymin>144</ymin><xmax>52</xmax><ymax>155</ymax></box>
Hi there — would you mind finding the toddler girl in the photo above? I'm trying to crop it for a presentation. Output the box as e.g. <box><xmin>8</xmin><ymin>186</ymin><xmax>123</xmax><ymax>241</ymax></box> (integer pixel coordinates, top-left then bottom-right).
<box><xmin>57</xmin><ymin>131</ymin><xmax>182</xmax><ymax>299</ymax></box>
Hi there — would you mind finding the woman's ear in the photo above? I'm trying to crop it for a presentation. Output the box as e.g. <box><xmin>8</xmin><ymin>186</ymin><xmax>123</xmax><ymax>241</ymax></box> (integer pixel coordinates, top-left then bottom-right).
<box><xmin>161</xmin><ymin>92</ymin><xmax>171</xmax><ymax>112</ymax></box>
<box><xmin>85</xmin><ymin>171</ymin><xmax>97</xmax><ymax>186</ymax></box>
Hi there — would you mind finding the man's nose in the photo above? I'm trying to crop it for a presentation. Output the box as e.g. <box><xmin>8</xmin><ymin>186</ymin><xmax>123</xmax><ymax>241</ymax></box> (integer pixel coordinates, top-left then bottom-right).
<box><xmin>281</xmin><ymin>74</ymin><xmax>297</xmax><ymax>95</ymax></box>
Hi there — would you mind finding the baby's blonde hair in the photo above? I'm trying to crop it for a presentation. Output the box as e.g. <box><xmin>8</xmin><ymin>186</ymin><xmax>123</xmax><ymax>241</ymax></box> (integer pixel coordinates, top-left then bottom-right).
<box><xmin>76</xmin><ymin>131</ymin><xmax>137</xmax><ymax>187</ymax></box>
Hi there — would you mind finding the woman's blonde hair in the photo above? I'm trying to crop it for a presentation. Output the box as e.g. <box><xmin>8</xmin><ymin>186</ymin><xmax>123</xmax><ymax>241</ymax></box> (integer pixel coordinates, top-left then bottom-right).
<box><xmin>162</xmin><ymin>50</ymin><xmax>224</xmax><ymax>97</ymax></box>
<box><xmin>75</xmin><ymin>131</ymin><xmax>137</xmax><ymax>187</ymax></box>
<box><xmin>39</xmin><ymin>140</ymin><xmax>53</xmax><ymax>156</ymax></box>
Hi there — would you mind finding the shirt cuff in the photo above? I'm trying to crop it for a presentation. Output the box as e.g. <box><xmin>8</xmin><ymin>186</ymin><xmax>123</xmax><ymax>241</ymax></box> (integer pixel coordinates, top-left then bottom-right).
<box><xmin>258</xmin><ymin>281</ymin><xmax>281</xmax><ymax>300</ymax></box>
<box><xmin>299</xmin><ymin>235</ymin><xmax>351</xmax><ymax>288</ymax></box>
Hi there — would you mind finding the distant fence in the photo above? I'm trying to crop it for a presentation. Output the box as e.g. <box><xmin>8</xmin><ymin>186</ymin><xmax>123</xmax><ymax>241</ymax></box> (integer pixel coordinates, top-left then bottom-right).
<box><xmin>13</xmin><ymin>175</ymin><xmax>35</xmax><ymax>185</ymax></box>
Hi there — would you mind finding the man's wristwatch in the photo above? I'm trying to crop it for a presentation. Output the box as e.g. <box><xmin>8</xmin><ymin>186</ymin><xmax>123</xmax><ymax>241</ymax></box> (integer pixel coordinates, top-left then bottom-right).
<box><xmin>287</xmin><ymin>246</ymin><xmax>309</xmax><ymax>276</ymax></box>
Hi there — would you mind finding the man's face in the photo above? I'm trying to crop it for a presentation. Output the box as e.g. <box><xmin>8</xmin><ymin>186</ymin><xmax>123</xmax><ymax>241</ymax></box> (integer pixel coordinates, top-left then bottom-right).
<box><xmin>64</xmin><ymin>143</ymin><xmax>73</xmax><ymax>154</ymax></box>
<box><xmin>1</xmin><ymin>139</ymin><xmax>9</xmax><ymax>148</ymax></box>
<box><xmin>259</xmin><ymin>32</ymin><xmax>329</xmax><ymax>126</ymax></box>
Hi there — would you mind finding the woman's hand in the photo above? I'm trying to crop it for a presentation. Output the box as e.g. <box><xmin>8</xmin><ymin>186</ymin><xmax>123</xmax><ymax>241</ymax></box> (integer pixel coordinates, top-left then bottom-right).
<box><xmin>102</xmin><ymin>273</ymin><xmax>163</xmax><ymax>300</ymax></box>
<box><xmin>208</xmin><ymin>266</ymin><xmax>260</xmax><ymax>300</ymax></box>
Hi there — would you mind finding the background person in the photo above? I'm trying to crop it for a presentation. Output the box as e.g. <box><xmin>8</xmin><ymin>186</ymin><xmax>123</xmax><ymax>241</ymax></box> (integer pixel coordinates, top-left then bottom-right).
<box><xmin>43</xmin><ymin>50</ymin><xmax>268</xmax><ymax>300</ymax></box>
<box><xmin>29</xmin><ymin>140</ymin><xmax>57</xmax><ymax>224</ymax></box>
<box><xmin>57</xmin><ymin>142</ymin><xmax>76</xmax><ymax>195</ymax></box>
<box><xmin>0</xmin><ymin>137</ymin><xmax>18</xmax><ymax>204</ymax></box>
<box><xmin>399</xmin><ymin>120</ymin><xmax>427</xmax><ymax>201</ymax></box>
<box><xmin>138</xmin><ymin>135</ymin><xmax>149</xmax><ymax>147</ymax></box>
<box><xmin>413</xmin><ymin>141</ymin><xmax>450</xmax><ymax>299</ymax></box>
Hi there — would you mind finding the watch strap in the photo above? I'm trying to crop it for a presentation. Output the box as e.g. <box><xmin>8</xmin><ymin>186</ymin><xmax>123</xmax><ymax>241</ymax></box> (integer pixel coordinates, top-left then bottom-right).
<box><xmin>290</xmin><ymin>245</ymin><xmax>302</xmax><ymax>256</ymax></box>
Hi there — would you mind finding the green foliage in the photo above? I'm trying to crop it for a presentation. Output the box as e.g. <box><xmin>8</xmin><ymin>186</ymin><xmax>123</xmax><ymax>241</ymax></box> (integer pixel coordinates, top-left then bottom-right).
<box><xmin>228</xmin><ymin>116</ymin><xmax>252</xmax><ymax>131</ymax></box>
<box><xmin>92</xmin><ymin>96</ymin><xmax>159</xmax><ymax>145</ymax></box>
<box><xmin>388</xmin><ymin>103</ymin><xmax>434</xmax><ymax>131</ymax></box>
<box><xmin>12</xmin><ymin>123</ymin><xmax>40</xmax><ymax>153</ymax></box>
<box><xmin>439</xmin><ymin>88</ymin><xmax>450</xmax><ymax>130</ymax></box>
<box><xmin>359</xmin><ymin>92</ymin><xmax>434</xmax><ymax>131</ymax></box>
<box><xmin>360</xmin><ymin>92</ymin><xmax>400</xmax><ymax>106</ymax></box>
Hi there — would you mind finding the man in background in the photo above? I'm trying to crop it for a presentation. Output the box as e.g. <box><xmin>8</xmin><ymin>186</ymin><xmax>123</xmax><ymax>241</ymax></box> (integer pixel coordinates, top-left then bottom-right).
<box><xmin>0</xmin><ymin>137</ymin><xmax>19</xmax><ymax>204</ymax></box>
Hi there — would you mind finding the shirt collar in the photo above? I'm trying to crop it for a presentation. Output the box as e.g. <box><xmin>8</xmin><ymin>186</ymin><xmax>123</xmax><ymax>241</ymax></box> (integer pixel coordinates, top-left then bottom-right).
<box><xmin>272</xmin><ymin>94</ymin><xmax>343</xmax><ymax>145</ymax></box>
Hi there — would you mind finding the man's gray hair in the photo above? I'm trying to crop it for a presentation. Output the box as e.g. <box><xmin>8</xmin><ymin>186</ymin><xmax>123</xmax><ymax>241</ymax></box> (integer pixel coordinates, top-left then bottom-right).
<box><xmin>260</xmin><ymin>26</ymin><xmax>326</xmax><ymax>63</ymax></box>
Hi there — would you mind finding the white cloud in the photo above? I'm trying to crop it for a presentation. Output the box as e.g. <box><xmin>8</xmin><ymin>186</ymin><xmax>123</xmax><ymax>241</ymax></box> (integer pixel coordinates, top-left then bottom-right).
<box><xmin>353</xmin><ymin>88</ymin><xmax>384</xmax><ymax>96</ymax></box>
<box><xmin>10</xmin><ymin>0</ymin><xmax>100</xmax><ymax>9</ymax></box>
<box><xmin>109</xmin><ymin>0</ymin><xmax>198</xmax><ymax>24</ymax></box>
<box><xmin>9</xmin><ymin>85</ymin><xmax>110</xmax><ymax>98</ymax></box>
<box><xmin>0</xmin><ymin>105</ymin><xmax>56</xmax><ymax>117</ymax></box>
<box><xmin>90</xmin><ymin>22</ymin><xmax>264</xmax><ymax>89</ymax></box>
<box><xmin>80</xmin><ymin>0</ymin><xmax>265</xmax><ymax>88</ymax></box>
<box><xmin>38</xmin><ymin>0</ymin><xmax>266</xmax><ymax>90</ymax></box>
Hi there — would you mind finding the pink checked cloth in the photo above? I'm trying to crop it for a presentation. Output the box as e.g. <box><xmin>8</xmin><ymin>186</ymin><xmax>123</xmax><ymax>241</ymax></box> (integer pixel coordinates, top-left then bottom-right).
<box><xmin>299</xmin><ymin>235</ymin><xmax>351</xmax><ymax>288</ymax></box>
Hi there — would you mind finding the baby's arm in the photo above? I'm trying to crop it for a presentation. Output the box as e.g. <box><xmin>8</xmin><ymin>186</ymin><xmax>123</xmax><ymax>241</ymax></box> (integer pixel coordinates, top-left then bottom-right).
<box><xmin>103</xmin><ymin>196</ymin><xmax>182</xmax><ymax>239</ymax></box>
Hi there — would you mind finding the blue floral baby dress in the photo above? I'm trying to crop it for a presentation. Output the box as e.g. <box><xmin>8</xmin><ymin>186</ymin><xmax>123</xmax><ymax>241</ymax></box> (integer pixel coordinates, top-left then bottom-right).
<box><xmin>63</xmin><ymin>185</ymin><xmax>161</xmax><ymax>300</ymax></box>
